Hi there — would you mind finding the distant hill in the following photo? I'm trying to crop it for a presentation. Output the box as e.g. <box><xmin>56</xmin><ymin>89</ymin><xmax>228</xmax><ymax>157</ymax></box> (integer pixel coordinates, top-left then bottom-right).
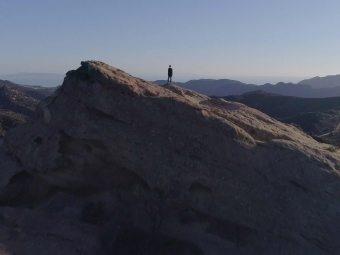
<box><xmin>153</xmin><ymin>79</ymin><xmax>340</xmax><ymax>98</ymax></box>
<box><xmin>0</xmin><ymin>85</ymin><xmax>38</xmax><ymax>137</ymax></box>
<box><xmin>223</xmin><ymin>91</ymin><xmax>340</xmax><ymax>139</ymax></box>
<box><xmin>0</xmin><ymin>81</ymin><xmax>56</xmax><ymax>137</ymax></box>
<box><xmin>153</xmin><ymin>79</ymin><xmax>256</xmax><ymax>96</ymax></box>
<box><xmin>0</xmin><ymin>85</ymin><xmax>37</xmax><ymax>116</ymax></box>
<box><xmin>0</xmin><ymin>80</ymin><xmax>56</xmax><ymax>138</ymax></box>
<box><xmin>298</xmin><ymin>74</ymin><xmax>340</xmax><ymax>88</ymax></box>
<box><xmin>0</xmin><ymin>72</ymin><xmax>64</xmax><ymax>87</ymax></box>
<box><xmin>223</xmin><ymin>90</ymin><xmax>340</xmax><ymax>118</ymax></box>
<box><xmin>0</xmin><ymin>79</ymin><xmax>56</xmax><ymax>100</ymax></box>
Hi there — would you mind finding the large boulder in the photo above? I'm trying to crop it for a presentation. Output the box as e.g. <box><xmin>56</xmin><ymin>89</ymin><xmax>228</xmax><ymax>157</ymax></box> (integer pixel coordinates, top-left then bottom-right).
<box><xmin>4</xmin><ymin>61</ymin><xmax>340</xmax><ymax>254</ymax></box>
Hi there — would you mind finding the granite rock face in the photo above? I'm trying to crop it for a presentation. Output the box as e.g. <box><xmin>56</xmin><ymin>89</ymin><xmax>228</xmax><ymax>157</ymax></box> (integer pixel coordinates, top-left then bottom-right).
<box><xmin>3</xmin><ymin>61</ymin><xmax>340</xmax><ymax>254</ymax></box>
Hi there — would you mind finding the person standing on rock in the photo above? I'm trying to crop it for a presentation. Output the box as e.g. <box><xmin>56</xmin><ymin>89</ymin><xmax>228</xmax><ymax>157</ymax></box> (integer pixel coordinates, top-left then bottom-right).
<box><xmin>167</xmin><ymin>65</ymin><xmax>173</xmax><ymax>84</ymax></box>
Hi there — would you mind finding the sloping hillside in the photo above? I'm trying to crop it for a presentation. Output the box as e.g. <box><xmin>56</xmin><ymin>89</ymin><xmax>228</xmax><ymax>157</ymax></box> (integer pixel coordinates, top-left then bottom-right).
<box><xmin>0</xmin><ymin>79</ymin><xmax>56</xmax><ymax>100</ymax></box>
<box><xmin>0</xmin><ymin>85</ymin><xmax>38</xmax><ymax>137</ymax></box>
<box><xmin>0</xmin><ymin>85</ymin><xmax>37</xmax><ymax>115</ymax></box>
<box><xmin>223</xmin><ymin>91</ymin><xmax>340</xmax><ymax>137</ymax></box>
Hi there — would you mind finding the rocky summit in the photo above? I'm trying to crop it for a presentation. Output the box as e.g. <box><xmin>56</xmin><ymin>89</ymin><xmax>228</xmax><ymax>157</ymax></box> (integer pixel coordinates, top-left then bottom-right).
<box><xmin>1</xmin><ymin>61</ymin><xmax>340</xmax><ymax>255</ymax></box>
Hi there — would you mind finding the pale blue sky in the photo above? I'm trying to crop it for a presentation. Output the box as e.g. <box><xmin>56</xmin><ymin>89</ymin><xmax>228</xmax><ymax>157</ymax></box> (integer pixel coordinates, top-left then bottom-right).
<box><xmin>1</xmin><ymin>0</ymin><xmax>340</xmax><ymax>84</ymax></box>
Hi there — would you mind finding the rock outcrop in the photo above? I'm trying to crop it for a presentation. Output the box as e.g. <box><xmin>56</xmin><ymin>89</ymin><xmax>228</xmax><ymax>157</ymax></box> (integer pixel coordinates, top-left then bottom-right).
<box><xmin>2</xmin><ymin>61</ymin><xmax>340</xmax><ymax>254</ymax></box>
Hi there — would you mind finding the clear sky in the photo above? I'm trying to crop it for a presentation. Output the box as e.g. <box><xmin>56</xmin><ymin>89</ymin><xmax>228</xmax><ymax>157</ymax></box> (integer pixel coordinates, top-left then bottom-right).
<box><xmin>1</xmin><ymin>0</ymin><xmax>340</xmax><ymax>84</ymax></box>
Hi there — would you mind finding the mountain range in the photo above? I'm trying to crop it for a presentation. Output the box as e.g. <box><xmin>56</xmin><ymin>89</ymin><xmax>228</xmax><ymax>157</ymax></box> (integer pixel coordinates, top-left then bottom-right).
<box><xmin>222</xmin><ymin>91</ymin><xmax>340</xmax><ymax>144</ymax></box>
<box><xmin>299</xmin><ymin>74</ymin><xmax>340</xmax><ymax>88</ymax></box>
<box><xmin>1</xmin><ymin>71</ymin><xmax>339</xmax><ymax>97</ymax></box>
<box><xmin>154</xmin><ymin>75</ymin><xmax>340</xmax><ymax>97</ymax></box>
<box><xmin>223</xmin><ymin>90</ymin><xmax>340</xmax><ymax>118</ymax></box>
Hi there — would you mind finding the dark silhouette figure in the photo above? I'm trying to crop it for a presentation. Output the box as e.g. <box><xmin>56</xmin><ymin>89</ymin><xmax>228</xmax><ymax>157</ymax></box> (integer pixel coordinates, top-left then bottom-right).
<box><xmin>167</xmin><ymin>65</ymin><xmax>173</xmax><ymax>84</ymax></box>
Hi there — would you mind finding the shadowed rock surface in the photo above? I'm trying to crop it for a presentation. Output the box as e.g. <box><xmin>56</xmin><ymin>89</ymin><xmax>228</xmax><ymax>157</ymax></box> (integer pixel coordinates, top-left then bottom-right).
<box><xmin>1</xmin><ymin>61</ymin><xmax>340</xmax><ymax>254</ymax></box>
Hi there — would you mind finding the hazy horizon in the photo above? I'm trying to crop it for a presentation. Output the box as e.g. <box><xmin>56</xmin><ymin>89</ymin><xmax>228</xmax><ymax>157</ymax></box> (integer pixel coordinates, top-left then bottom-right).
<box><xmin>0</xmin><ymin>71</ymin><xmax>313</xmax><ymax>87</ymax></box>
<box><xmin>149</xmin><ymin>75</ymin><xmax>310</xmax><ymax>85</ymax></box>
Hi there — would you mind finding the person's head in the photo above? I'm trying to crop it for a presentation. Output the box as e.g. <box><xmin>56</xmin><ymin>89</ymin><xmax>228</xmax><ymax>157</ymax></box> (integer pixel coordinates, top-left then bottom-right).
<box><xmin>169</xmin><ymin>65</ymin><xmax>171</xmax><ymax>67</ymax></box>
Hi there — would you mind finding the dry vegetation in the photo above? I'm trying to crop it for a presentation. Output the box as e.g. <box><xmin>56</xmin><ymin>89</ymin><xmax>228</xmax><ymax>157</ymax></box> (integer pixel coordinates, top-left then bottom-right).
<box><xmin>0</xmin><ymin>110</ymin><xmax>28</xmax><ymax>137</ymax></box>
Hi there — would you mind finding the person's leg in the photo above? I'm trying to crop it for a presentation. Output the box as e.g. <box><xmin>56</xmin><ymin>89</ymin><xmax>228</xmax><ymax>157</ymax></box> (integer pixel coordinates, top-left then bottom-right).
<box><xmin>170</xmin><ymin>76</ymin><xmax>172</xmax><ymax>83</ymax></box>
<box><xmin>167</xmin><ymin>76</ymin><xmax>170</xmax><ymax>83</ymax></box>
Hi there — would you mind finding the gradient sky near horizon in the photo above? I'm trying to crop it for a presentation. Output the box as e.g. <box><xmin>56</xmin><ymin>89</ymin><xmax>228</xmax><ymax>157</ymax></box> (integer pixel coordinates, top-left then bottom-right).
<box><xmin>1</xmin><ymin>0</ymin><xmax>340</xmax><ymax>84</ymax></box>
